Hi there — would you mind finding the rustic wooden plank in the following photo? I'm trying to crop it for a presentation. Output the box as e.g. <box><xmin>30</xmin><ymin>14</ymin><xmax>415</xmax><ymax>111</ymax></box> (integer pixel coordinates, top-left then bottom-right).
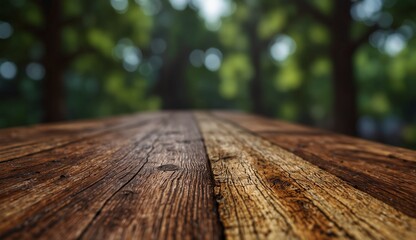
<box><xmin>212</xmin><ymin>111</ymin><xmax>416</xmax><ymax>218</ymax></box>
<box><xmin>0</xmin><ymin>112</ymin><xmax>222</xmax><ymax>239</ymax></box>
<box><xmin>0</xmin><ymin>113</ymin><xmax>162</xmax><ymax>202</ymax></box>
<box><xmin>0</xmin><ymin>112</ymin><xmax>167</xmax><ymax>239</ymax></box>
<box><xmin>0</xmin><ymin>114</ymin><xmax>153</xmax><ymax>162</ymax></box>
<box><xmin>196</xmin><ymin>112</ymin><xmax>416</xmax><ymax>239</ymax></box>
<box><xmin>0</xmin><ymin>114</ymin><xmax>131</xmax><ymax>148</ymax></box>
<box><xmin>2</xmin><ymin>110</ymin><xmax>415</xmax><ymax>239</ymax></box>
<box><xmin>79</xmin><ymin>113</ymin><xmax>221</xmax><ymax>240</ymax></box>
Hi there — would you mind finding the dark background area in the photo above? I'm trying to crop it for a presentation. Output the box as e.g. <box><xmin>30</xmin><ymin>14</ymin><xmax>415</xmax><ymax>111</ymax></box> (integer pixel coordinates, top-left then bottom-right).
<box><xmin>0</xmin><ymin>0</ymin><xmax>415</xmax><ymax>149</ymax></box>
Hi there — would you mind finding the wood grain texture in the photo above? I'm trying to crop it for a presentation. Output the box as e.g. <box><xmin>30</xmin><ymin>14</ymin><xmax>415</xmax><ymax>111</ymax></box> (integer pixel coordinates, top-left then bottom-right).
<box><xmin>1</xmin><ymin>111</ymin><xmax>416</xmax><ymax>240</ymax></box>
<box><xmin>0</xmin><ymin>112</ymin><xmax>221</xmax><ymax>240</ymax></box>
<box><xmin>212</xmin><ymin>111</ymin><xmax>416</xmax><ymax>218</ymax></box>
<box><xmin>80</xmin><ymin>113</ymin><xmax>221</xmax><ymax>240</ymax></box>
<box><xmin>196</xmin><ymin>112</ymin><xmax>416</xmax><ymax>240</ymax></box>
<box><xmin>0</xmin><ymin>114</ymin><xmax>156</xmax><ymax>163</ymax></box>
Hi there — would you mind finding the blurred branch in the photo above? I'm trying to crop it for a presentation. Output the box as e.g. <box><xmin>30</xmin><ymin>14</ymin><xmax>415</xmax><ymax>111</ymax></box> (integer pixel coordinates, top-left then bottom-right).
<box><xmin>291</xmin><ymin>0</ymin><xmax>330</xmax><ymax>26</ymax></box>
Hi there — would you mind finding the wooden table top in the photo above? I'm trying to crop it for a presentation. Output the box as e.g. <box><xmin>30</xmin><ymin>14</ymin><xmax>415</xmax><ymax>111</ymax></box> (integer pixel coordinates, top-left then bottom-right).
<box><xmin>0</xmin><ymin>111</ymin><xmax>415</xmax><ymax>239</ymax></box>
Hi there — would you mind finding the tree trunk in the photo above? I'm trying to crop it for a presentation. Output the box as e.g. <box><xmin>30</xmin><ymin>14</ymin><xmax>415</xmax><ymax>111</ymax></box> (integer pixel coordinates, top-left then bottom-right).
<box><xmin>330</xmin><ymin>0</ymin><xmax>357</xmax><ymax>136</ymax></box>
<box><xmin>156</xmin><ymin>49</ymin><xmax>190</xmax><ymax>109</ymax></box>
<box><xmin>247</xmin><ymin>16</ymin><xmax>265</xmax><ymax>115</ymax></box>
<box><xmin>41</xmin><ymin>0</ymin><xmax>65</xmax><ymax>122</ymax></box>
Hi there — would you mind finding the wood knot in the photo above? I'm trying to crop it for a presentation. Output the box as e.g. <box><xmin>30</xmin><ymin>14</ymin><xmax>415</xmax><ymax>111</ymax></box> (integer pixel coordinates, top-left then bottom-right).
<box><xmin>157</xmin><ymin>164</ymin><xmax>180</xmax><ymax>172</ymax></box>
<box><xmin>269</xmin><ymin>177</ymin><xmax>291</xmax><ymax>189</ymax></box>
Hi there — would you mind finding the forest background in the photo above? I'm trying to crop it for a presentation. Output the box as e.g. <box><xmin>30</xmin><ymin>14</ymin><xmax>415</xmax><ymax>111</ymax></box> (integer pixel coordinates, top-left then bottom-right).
<box><xmin>1</xmin><ymin>0</ymin><xmax>416</xmax><ymax>149</ymax></box>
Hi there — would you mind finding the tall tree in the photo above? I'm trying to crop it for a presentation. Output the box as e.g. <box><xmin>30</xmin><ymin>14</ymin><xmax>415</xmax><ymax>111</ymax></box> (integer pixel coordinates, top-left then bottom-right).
<box><xmin>40</xmin><ymin>0</ymin><xmax>65</xmax><ymax>122</ymax></box>
<box><xmin>285</xmin><ymin>0</ymin><xmax>414</xmax><ymax>135</ymax></box>
<box><xmin>0</xmin><ymin>0</ymin><xmax>153</xmax><ymax>122</ymax></box>
<box><xmin>152</xmin><ymin>4</ymin><xmax>219</xmax><ymax>109</ymax></box>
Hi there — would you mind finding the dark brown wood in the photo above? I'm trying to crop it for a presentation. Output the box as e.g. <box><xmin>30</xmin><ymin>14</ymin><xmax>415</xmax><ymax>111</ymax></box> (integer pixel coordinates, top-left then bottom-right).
<box><xmin>80</xmin><ymin>113</ymin><xmax>221</xmax><ymax>239</ymax></box>
<box><xmin>0</xmin><ymin>114</ymin><xmax>156</xmax><ymax>162</ymax></box>
<box><xmin>212</xmin><ymin>111</ymin><xmax>416</xmax><ymax>218</ymax></box>
<box><xmin>0</xmin><ymin>112</ymin><xmax>221</xmax><ymax>239</ymax></box>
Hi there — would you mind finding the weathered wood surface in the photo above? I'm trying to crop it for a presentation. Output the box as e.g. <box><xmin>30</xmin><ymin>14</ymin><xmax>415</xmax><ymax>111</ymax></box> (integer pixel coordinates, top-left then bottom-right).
<box><xmin>0</xmin><ymin>112</ymin><xmax>221</xmax><ymax>240</ymax></box>
<box><xmin>211</xmin><ymin>111</ymin><xmax>416</xmax><ymax>218</ymax></box>
<box><xmin>1</xmin><ymin>111</ymin><xmax>415</xmax><ymax>239</ymax></box>
<box><xmin>197</xmin><ymin>112</ymin><xmax>416</xmax><ymax>239</ymax></box>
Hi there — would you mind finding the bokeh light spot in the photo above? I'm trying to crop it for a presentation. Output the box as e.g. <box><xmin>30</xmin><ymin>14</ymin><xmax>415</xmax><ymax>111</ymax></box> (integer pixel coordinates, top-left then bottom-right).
<box><xmin>351</xmin><ymin>0</ymin><xmax>383</xmax><ymax>23</ymax></box>
<box><xmin>204</xmin><ymin>48</ymin><xmax>222</xmax><ymax>71</ymax></box>
<box><xmin>114</xmin><ymin>38</ymin><xmax>133</xmax><ymax>59</ymax></box>
<box><xmin>169</xmin><ymin>0</ymin><xmax>188</xmax><ymax>11</ymax></box>
<box><xmin>189</xmin><ymin>49</ymin><xmax>205</xmax><ymax>67</ymax></box>
<box><xmin>110</xmin><ymin>0</ymin><xmax>129</xmax><ymax>13</ymax></box>
<box><xmin>122</xmin><ymin>46</ymin><xmax>142</xmax><ymax>72</ymax></box>
<box><xmin>384</xmin><ymin>33</ymin><xmax>406</xmax><ymax>56</ymax></box>
<box><xmin>270</xmin><ymin>34</ymin><xmax>296</xmax><ymax>62</ymax></box>
<box><xmin>0</xmin><ymin>61</ymin><xmax>17</xmax><ymax>80</ymax></box>
<box><xmin>191</xmin><ymin>0</ymin><xmax>234</xmax><ymax>30</ymax></box>
<box><xmin>26</xmin><ymin>62</ymin><xmax>45</xmax><ymax>80</ymax></box>
<box><xmin>0</xmin><ymin>21</ymin><xmax>13</xmax><ymax>39</ymax></box>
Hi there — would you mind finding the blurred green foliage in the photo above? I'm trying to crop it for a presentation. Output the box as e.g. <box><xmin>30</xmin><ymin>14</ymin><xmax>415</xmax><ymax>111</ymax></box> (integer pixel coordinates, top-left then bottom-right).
<box><xmin>0</xmin><ymin>0</ymin><xmax>415</xmax><ymax>149</ymax></box>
